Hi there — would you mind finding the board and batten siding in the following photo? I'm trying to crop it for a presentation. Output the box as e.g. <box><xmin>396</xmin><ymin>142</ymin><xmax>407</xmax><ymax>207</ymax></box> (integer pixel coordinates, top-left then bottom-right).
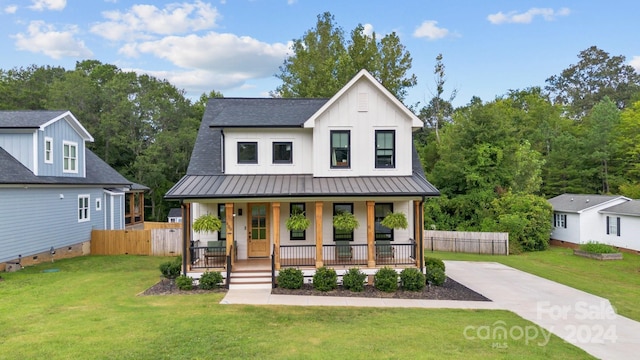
<box><xmin>223</xmin><ymin>128</ymin><xmax>313</xmax><ymax>175</ymax></box>
<box><xmin>311</xmin><ymin>78</ymin><xmax>414</xmax><ymax>177</ymax></box>
<box><xmin>38</xmin><ymin>118</ymin><xmax>86</xmax><ymax>177</ymax></box>
<box><xmin>0</xmin><ymin>187</ymin><xmax>105</xmax><ymax>263</ymax></box>
<box><xmin>0</xmin><ymin>132</ymin><xmax>34</xmax><ymax>173</ymax></box>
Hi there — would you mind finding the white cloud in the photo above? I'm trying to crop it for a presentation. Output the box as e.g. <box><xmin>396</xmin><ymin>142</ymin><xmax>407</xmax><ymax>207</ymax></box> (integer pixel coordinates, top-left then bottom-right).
<box><xmin>413</xmin><ymin>20</ymin><xmax>451</xmax><ymax>40</ymax></box>
<box><xmin>29</xmin><ymin>0</ymin><xmax>66</xmax><ymax>11</ymax></box>
<box><xmin>13</xmin><ymin>20</ymin><xmax>93</xmax><ymax>59</ymax></box>
<box><xmin>90</xmin><ymin>1</ymin><xmax>220</xmax><ymax>41</ymax></box>
<box><xmin>4</xmin><ymin>5</ymin><xmax>18</xmax><ymax>14</ymax></box>
<box><xmin>362</xmin><ymin>23</ymin><xmax>374</xmax><ymax>37</ymax></box>
<box><xmin>127</xmin><ymin>32</ymin><xmax>288</xmax><ymax>76</ymax></box>
<box><xmin>487</xmin><ymin>7</ymin><xmax>570</xmax><ymax>24</ymax></box>
<box><xmin>630</xmin><ymin>56</ymin><xmax>640</xmax><ymax>72</ymax></box>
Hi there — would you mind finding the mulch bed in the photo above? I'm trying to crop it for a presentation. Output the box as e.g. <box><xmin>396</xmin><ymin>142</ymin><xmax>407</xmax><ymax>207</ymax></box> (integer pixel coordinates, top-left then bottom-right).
<box><xmin>141</xmin><ymin>277</ymin><xmax>490</xmax><ymax>302</ymax></box>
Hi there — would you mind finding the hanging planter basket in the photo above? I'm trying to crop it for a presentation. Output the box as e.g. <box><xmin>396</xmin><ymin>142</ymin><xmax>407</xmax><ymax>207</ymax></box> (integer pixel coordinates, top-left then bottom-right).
<box><xmin>192</xmin><ymin>214</ymin><xmax>222</xmax><ymax>234</ymax></box>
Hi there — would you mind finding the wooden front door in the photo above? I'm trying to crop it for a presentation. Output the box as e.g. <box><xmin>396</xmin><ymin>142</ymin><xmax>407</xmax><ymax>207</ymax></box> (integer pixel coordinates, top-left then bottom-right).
<box><xmin>248</xmin><ymin>203</ymin><xmax>270</xmax><ymax>257</ymax></box>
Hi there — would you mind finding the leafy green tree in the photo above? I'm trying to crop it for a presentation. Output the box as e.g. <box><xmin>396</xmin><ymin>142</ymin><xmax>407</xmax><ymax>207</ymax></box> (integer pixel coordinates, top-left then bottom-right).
<box><xmin>582</xmin><ymin>97</ymin><xmax>621</xmax><ymax>193</ymax></box>
<box><xmin>545</xmin><ymin>46</ymin><xmax>640</xmax><ymax>117</ymax></box>
<box><xmin>275</xmin><ymin>12</ymin><xmax>416</xmax><ymax>101</ymax></box>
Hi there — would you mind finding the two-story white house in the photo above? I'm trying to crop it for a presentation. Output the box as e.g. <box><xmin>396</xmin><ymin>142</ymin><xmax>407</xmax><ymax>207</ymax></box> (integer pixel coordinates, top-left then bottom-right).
<box><xmin>165</xmin><ymin>70</ymin><xmax>440</xmax><ymax>286</ymax></box>
<box><xmin>0</xmin><ymin>110</ymin><xmax>135</xmax><ymax>269</ymax></box>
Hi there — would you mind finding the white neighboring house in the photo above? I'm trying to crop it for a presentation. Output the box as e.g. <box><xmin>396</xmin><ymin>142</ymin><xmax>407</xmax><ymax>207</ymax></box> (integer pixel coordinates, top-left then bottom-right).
<box><xmin>167</xmin><ymin>208</ymin><xmax>182</xmax><ymax>223</ymax></box>
<box><xmin>548</xmin><ymin>193</ymin><xmax>640</xmax><ymax>252</ymax></box>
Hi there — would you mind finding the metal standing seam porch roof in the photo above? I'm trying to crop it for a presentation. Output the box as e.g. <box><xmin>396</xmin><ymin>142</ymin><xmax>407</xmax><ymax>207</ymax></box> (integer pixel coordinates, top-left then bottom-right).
<box><xmin>165</xmin><ymin>96</ymin><xmax>440</xmax><ymax>200</ymax></box>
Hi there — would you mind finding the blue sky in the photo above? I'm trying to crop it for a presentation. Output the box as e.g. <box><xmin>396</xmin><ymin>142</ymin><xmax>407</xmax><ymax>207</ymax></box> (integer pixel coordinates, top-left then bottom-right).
<box><xmin>1</xmin><ymin>0</ymin><xmax>639</xmax><ymax>108</ymax></box>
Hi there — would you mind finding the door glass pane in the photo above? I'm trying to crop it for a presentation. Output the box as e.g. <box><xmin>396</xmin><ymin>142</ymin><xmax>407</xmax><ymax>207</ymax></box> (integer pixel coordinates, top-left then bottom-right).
<box><xmin>260</xmin><ymin>229</ymin><xmax>266</xmax><ymax>239</ymax></box>
<box><xmin>252</xmin><ymin>229</ymin><xmax>258</xmax><ymax>239</ymax></box>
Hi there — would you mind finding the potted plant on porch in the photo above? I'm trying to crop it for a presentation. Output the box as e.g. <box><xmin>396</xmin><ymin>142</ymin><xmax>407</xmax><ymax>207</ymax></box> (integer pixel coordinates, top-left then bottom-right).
<box><xmin>193</xmin><ymin>213</ymin><xmax>222</xmax><ymax>234</ymax></box>
<box><xmin>380</xmin><ymin>212</ymin><xmax>408</xmax><ymax>230</ymax></box>
<box><xmin>333</xmin><ymin>211</ymin><xmax>360</xmax><ymax>231</ymax></box>
<box><xmin>286</xmin><ymin>210</ymin><xmax>311</xmax><ymax>231</ymax></box>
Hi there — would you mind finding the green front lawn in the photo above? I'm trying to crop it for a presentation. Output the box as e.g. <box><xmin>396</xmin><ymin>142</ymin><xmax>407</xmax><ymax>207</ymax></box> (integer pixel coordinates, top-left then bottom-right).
<box><xmin>0</xmin><ymin>255</ymin><xmax>590</xmax><ymax>359</ymax></box>
<box><xmin>427</xmin><ymin>246</ymin><xmax>640</xmax><ymax>321</ymax></box>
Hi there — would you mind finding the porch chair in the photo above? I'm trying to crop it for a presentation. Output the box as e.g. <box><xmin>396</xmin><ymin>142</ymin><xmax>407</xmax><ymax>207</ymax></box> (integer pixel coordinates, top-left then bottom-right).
<box><xmin>205</xmin><ymin>240</ymin><xmax>226</xmax><ymax>266</ymax></box>
<box><xmin>375</xmin><ymin>240</ymin><xmax>394</xmax><ymax>261</ymax></box>
<box><xmin>335</xmin><ymin>240</ymin><xmax>353</xmax><ymax>262</ymax></box>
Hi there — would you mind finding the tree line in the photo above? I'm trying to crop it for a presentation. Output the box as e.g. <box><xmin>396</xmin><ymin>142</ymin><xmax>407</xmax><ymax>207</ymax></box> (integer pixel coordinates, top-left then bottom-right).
<box><xmin>2</xmin><ymin>12</ymin><xmax>639</xmax><ymax>252</ymax></box>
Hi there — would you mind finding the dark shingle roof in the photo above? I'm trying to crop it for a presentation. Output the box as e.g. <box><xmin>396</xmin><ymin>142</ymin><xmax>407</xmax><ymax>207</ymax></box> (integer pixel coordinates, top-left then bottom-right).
<box><xmin>548</xmin><ymin>194</ymin><xmax>628</xmax><ymax>213</ymax></box>
<box><xmin>168</xmin><ymin>208</ymin><xmax>182</xmax><ymax>218</ymax></box>
<box><xmin>0</xmin><ymin>147</ymin><xmax>131</xmax><ymax>186</ymax></box>
<box><xmin>204</xmin><ymin>98</ymin><xmax>329</xmax><ymax>127</ymax></box>
<box><xmin>600</xmin><ymin>200</ymin><xmax>640</xmax><ymax>216</ymax></box>
<box><xmin>0</xmin><ymin>110</ymin><xmax>68</xmax><ymax>128</ymax></box>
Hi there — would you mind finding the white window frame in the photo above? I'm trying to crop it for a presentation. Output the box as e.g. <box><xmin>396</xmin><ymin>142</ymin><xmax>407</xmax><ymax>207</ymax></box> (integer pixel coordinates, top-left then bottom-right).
<box><xmin>78</xmin><ymin>194</ymin><xmax>90</xmax><ymax>222</ymax></box>
<box><xmin>44</xmin><ymin>137</ymin><xmax>53</xmax><ymax>164</ymax></box>
<box><xmin>96</xmin><ymin>198</ymin><xmax>102</xmax><ymax>211</ymax></box>
<box><xmin>554</xmin><ymin>213</ymin><xmax>566</xmax><ymax>228</ymax></box>
<box><xmin>63</xmin><ymin>141</ymin><xmax>78</xmax><ymax>173</ymax></box>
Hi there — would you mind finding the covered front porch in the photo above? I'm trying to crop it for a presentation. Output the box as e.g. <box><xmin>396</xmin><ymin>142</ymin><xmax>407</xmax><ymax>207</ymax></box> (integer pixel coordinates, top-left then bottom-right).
<box><xmin>182</xmin><ymin>198</ymin><xmax>425</xmax><ymax>274</ymax></box>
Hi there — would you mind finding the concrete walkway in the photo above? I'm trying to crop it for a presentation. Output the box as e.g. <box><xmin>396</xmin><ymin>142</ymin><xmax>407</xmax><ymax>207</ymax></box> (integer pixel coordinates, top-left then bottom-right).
<box><xmin>220</xmin><ymin>261</ymin><xmax>640</xmax><ymax>359</ymax></box>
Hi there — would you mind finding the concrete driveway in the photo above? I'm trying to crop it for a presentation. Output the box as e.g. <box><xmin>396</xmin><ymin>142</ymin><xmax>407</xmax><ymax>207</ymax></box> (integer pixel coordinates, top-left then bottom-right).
<box><xmin>445</xmin><ymin>261</ymin><xmax>640</xmax><ymax>360</ymax></box>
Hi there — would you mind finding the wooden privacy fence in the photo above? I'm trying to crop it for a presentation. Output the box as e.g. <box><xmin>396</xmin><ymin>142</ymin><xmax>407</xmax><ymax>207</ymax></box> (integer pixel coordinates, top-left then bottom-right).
<box><xmin>91</xmin><ymin>223</ymin><xmax>182</xmax><ymax>256</ymax></box>
<box><xmin>424</xmin><ymin>230</ymin><xmax>509</xmax><ymax>255</ymax></box>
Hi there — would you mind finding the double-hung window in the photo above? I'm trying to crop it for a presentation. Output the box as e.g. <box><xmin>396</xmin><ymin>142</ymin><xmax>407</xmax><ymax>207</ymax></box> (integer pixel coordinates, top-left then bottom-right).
<box><xmin>375</xmin><ymin>130</ymin><xmax>395</xmax><ymax>168</ymax></box>
<box><xmin>553</xmin><ymin>213</ymin><xmax>566</xmax><ymax>228</ymax></box>
<box><xmin>238</xmin><ymin>142</ymin><xmax>258</xmax><ymax>164</ymax></box>
<box><xmin>273</xmin><ymin>142</ymin><xmax>292</xmax><ymax>164</ymax></box>
<box><xmin>44</xmin><ymin>137</ymin><xmax>53</xmax><ymax>164</ymax></box>
<box><xmin>333</xmin><ymin>203</ymin><xmax>354</xmax><ymax>241</ymax></box>
<box><xmin>290</xmin><ymin>203</ymin><xmax>306</xmax><ymax>240</ymax></box>
<box><xmin>330</xmin><ymin>130</ymin><xmax>350</xmax><ymax>168</ymax></box>
<box><xmin>63</xmin><ymin>141</ymin><xmax>78</xmax><ymax>173</ymax></box>
<box><xmin>78</xmin><ymin>195</ymin><xmax>90</xmax><ymax>222</ymax></box>
<box><xmin>606</xmin><ymin>216</ymin><xmax>620</xmax><ymax>236</ymax></box>
<box><xmin>375</xmin><ymin>203</ymin><xmax>394</xmax><ymax>241</ymax></box>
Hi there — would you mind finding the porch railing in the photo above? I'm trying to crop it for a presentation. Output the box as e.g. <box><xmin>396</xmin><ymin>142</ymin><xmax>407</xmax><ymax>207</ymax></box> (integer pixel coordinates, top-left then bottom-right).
<box><xmin>225</xmin><ymin>243</ymin><xmax>233</xmax><ymax>289</ymax></box>
<box><xmin>279</xmin><ymin>240</ymin><xmax>416</xmax><ymax>268</ymax></box>
<box><xmin>189</xmin><ymin>242</ymin><xmax>228</xmax><ymax>269</ymax></box>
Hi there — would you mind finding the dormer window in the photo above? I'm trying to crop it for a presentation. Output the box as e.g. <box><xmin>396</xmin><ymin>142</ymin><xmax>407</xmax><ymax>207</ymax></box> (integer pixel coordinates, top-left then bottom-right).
<box><xmin>44</xmin><ymin>137</ymin><xmax>53</xmax><ymax>164</ymax></box>
<box><xmin>238</xmin><ymin>142</ymin><xmax>258</xmax><ymax>164</ymax></box>
<box><xmin>63</xmin><ymin>141</ymin><xmax>78</xmax><ymax>173</ymax></box>
<box><xmin>330</xmin><ymin>130</ymin><xmax>350</xmax><ymax>168</ymax></box>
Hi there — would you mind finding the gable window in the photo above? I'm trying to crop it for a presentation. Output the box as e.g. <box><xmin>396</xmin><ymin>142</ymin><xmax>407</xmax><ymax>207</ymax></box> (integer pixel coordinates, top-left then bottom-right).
<box><xmin>218</xmin><ymin>204</ymin><xmax>227</xmax><ymax>241</ymax></box>
<box><xmin>606</xmin><ymin>216</ymin><xmax>620</xmax><ymax>236</ymax></box>
<box><xmin>63</xmin><ymin>141</ymin><xmax>78</xmax><ymax>173</ymax></box>
<box><xmin>273</xmin><ymin>142</ymin><xmax>292</xmax><ymax>164</ymax></box>
<box><xmin>95</xmin><ymin>198</ymin><xmax>102</xmax><ymax>211</ymax></box>
<box><xmin>331</xmin><ymin>130</ymin><xmax>350</xmax><ymax>168</ymax></box>
<box><xmin>44</xmin><ymin>137</ymin><xmax>53</xmax><ymax>164</ymax></box>
<box><xmin>238</xmin><ymin>142</ymin><xmax>258</xmax><ymax>164</ymax></box>
<box><xmin>333</xmin><ymin>203</ymin><xmax>354</xmax><ymax>241</ymax></box>
<box><xmin>553</xmin><ymin>213</ymin><xmax>566</xmax><ymax>228</ymax></box>
<box><xmin>78</xmin><ymin>195</ymin><xmax>90</xmax><ymax>222</ymax></box>
<box><xmin>375</xmin><ymin>130</ymin><xmax>395</xmax><ymax>168</ymax></box>
<box><xmin>290</xmin><ymin>203</ymin><xmax>306</xmax><ymax>240</ymax></box>
<box><xmin>375</xmin><ymin>203</ymin><xmax>394</xmax><ymax>241</ymax></box>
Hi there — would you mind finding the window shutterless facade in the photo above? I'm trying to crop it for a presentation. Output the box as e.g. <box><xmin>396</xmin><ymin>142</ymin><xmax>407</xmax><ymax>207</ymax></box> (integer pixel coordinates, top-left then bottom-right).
<box><xmin>375</xmin><ymin>130</ymin><xmax>395</xmax><ymax>168</ymax></box>
<box><xmin>330</xmin><ymin>130</ymin><xmax>350</xmax><ymax>168</ymax></box>
<box><xmin>290</xmin><ymin>203</ymin><xmax>306</xmax><ymax>240</ymax></box>
<box><xmin>553</xmin><ymin>213</ymin><xmax>566</xmax><ymax>228</ymax></box>
<box><xmin>375</xmin><ymin>203</ymin><xmax>394</xmax><ymax>241</ymax></box>
<box><xmin>44</xmin><ymin>137</ymin><xmax>53</xmax><ymax>164</ymax></box>
<box><xmin>273</xmin><ymin>142</ymin><xmax>292</xmax><ymax>164</ymax></box>
<box><xmin>333</xmin><ymin>203</ymin><xmax>354</xmax><ymax>241</ymax></box>
<box><xmin>237</xmin><ymin>142</ymin><xmax>258</xmax><ymax>164</ymax></box>
<box><xmin>78</xmin><ymin>195</ymin><xmax>90</xmax><ymax>222</ymax></box>
<box><xmin>218</xmin><ymin>204</ymin><xmax>226</xmax><ymax>240</ymax></box>
<box><xmin>63</xmin><ymin>141</ymin><xmax>78</xmax><ymax>173</ymax></box>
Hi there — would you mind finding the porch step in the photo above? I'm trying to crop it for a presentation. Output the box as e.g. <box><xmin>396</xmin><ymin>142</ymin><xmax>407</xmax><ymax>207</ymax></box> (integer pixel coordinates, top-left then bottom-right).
<box><xmin>228</xmin><ymin>270</ymin><xmax>272</xmax><ymax>290</ymax></box>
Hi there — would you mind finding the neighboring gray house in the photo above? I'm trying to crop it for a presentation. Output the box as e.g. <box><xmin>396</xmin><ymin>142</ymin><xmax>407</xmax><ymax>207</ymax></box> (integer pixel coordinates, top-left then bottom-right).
<box><xmin>0</xmin><ymin>110</ymin><xmax>133</xmax><ymax>267</ymax></box>
<box><xmin>166</xmin><ymin>70</ymin><xmax>439</xmax><ymax>286</ymax></box>
<box><xmin>548</xmin><ymin>193</ymin><xmax>640</xmax><ymax>252</ymax></box>
<box><xmin>167</xmin><ymin>208</ymin><xmax>182</xmax><ymax>223</ymax></box>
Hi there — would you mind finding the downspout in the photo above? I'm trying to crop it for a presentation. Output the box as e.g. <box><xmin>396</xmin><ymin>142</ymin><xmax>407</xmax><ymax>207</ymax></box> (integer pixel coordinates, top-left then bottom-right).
<box><xmin>419</xmin><ymin>196</ymin><xmax>425</xmax><ymax>274</ymax></box>
<box><xmin>181</xmin><ymin>200</ymin><xmax>188</xmax><ymax>276</ymax></box>
<box><xmin>220</xmin><ymin>129</ymin><xmax>225</xmax><ymax>174</ymax></box>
